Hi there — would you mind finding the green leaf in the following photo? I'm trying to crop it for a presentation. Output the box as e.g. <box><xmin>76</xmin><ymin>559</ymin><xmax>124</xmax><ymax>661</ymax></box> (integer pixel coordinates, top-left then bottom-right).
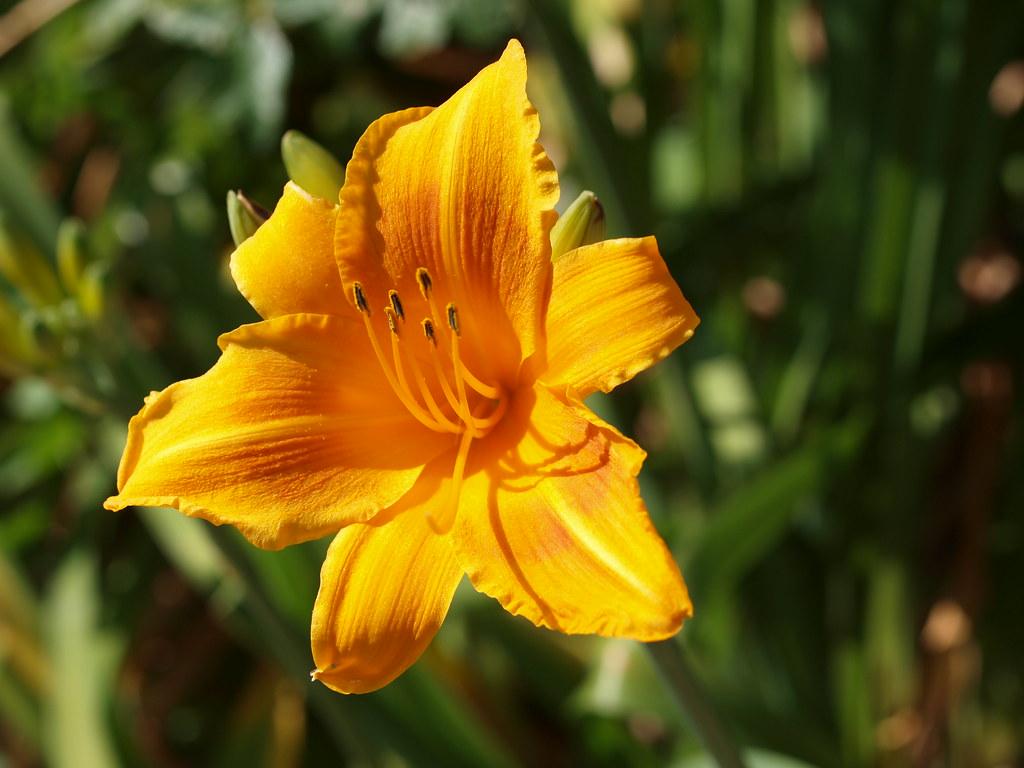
<box><xmin>44</xmin><ymin>552</ymin><xmax>121</xmax><ymax>768</ymax></box>
<box><xmin>689</xmin><ymin>414</ymin><xmax>868</xmax><ymax>593</ymax></box>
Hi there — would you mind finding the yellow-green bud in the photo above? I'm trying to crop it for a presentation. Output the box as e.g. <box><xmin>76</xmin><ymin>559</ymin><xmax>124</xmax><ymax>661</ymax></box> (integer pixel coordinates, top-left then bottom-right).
<box><xmin>280</xmin><ymin>130</ymin><xmax>345</xmax><ymax>202</ymax></box>
<box><xmin>0</xmin><ymin>215</ymin><xmax>62</xmax><ymax>307</ymax></box>
<box><xmin>550</xmin><ymin>190</ymin><xmax>606</xmax><ymax>261</ymax></box>
<box><xmin>0</xmin><ymin>291</ymin><xmax>37</xmax><ymax>370</ymax></box>
<box><xmin>57</xmin><ymin>218</ymin><xmax>89</xmax><ymax>296</ymax></box>
<box><xmin>226</xmin><ymin>190</ymin><xmax>269</xmax><ymax>247</ymax></box>
<box><xmin>77</xmin><ymin>261</ymin><xmax>109</xmax><ymax>321</ymax></box>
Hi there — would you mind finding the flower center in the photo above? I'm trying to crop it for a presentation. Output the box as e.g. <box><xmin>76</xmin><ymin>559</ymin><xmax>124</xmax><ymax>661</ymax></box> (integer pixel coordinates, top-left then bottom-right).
<box><xmin>351</xmin><ymin>269</ymin><xmax>508</xmax><ymax>531</ymax></box>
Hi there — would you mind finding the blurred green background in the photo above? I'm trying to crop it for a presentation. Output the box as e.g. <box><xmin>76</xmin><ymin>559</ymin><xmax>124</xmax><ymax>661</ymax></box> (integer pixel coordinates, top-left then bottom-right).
<box><xmin>1</xmin><ymin>0</ymin><xmax>1023</xmax><ymax>765</ymax></box>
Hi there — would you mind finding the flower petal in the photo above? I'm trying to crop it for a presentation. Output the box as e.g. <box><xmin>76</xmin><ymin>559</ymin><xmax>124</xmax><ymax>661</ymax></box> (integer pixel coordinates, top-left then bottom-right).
<box><xmin>230</xmin><ymin>182</ymin><xmax>346</xmax><ymax>319</ymax></box>
<box><xmin>455</xmin><ymin>386</ymin><xmax>691</xmax><ymax>639</ymax></box>
<box><xmin>311</xmin><ymin>466</ymin><xmax>463</xmax><ymax>694</ymax></box>
<box><xmin>335</xmin><ymin>39</ymin><xmax>559</xmax><ymax>385</ymax></box>
<box><xmin>542</xmin><ymin>237</ymin><xmax>699</xmax><ymax>397</ymax></box>
<box><xmin>105</xmin><ymin>314</ymin><xmax>454</xmax><ymax>549</ymax></box>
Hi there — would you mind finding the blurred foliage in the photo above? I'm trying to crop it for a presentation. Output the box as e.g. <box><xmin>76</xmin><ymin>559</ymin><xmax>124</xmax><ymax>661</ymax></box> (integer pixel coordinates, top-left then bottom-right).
<box><xmin>1</xmin><ymin>0</ymin><xmax>1023</xmax><ymax>765</ymax></box>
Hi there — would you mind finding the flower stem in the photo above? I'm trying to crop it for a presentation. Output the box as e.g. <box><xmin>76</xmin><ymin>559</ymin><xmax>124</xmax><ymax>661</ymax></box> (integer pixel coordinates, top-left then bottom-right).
<box><xmin>646</xmin><ymin>639</ymin><xmax>748</xmax><ymax>768</ymax></box>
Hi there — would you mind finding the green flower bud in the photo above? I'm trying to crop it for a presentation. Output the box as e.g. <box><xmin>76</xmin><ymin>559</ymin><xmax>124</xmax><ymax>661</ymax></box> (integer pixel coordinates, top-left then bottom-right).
<box><xmin>280</xmin><ymin>130</ymin><xmax>345</xmax><ymax>202</ymax></box>
<box><xmin>57</xmin><ymin>218</ymin><xmax>89</xmax><ymax>296</ymax></box>
<box><xmin>550</xmin><ymin>190</ymin><xmax>606</xmax><ymax>262</ymax></box>
<box><xmin>226</xmin><ymin>190</ymin><xmax>269</xmax><ymax>247</ymax></box>
<box><xmin>0</xmin><ymin>214</ymin><xmax>62</xmax><ymax>307</ymax></box>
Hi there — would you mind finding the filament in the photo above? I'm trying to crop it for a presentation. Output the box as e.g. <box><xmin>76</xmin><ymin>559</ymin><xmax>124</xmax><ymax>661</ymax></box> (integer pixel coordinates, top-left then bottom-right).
<box><xmin>459</xmin><ymin>362</ymin><xmax>502</xmax><ymax>400</ymax></box>
<box><xmin>470</xmin><ymin>395</ymin><xmax>508</xmax><ymax>431</ymax></box>
<box><xmin>398</xmin><ymin>329</ymin><xmax>462</xmax><ymax>433</ymax></box>
<box><xmin>427</xmin><ymin>424</ymin><xmax>475</xmax><ymax>534</ymax></box>
<box><xmin>385</xmin><ymin>310</ymin><xmax>459</xmax><ymax>434</ymax></box>
<box><xmin>426</xmin><ymin>334</ymin><xmax>469</xmax><ymax>422</ymax></box>
<box><xmin>449</xmin><ymin>330</ymin><xmax>483</xmax><ymax>438</ymax></box>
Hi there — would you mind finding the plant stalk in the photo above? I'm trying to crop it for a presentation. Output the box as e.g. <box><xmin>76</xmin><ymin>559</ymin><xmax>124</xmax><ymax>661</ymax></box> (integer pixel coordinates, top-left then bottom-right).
<box><xmin>646</xmin><ymin>639</ymin><xmax>748</xmax><ymax>768</ymax></box>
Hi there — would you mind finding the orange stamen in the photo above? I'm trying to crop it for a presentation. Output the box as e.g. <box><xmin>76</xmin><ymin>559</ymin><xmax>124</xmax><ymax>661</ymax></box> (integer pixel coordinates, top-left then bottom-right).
<box><xmin>354</xmin><ymin>277</ymin><xmax>508</xmax><ymax>440</ymax></box>
<box><xmin>427</xmin><ymin>424</ymin><xmax>474</xmax><ymax>534</ymax></box>
<box><xmin>390</xmin><ymin>311</ymin><xmax>461</xmax><ymax>432</ymax></box>
<box><xmin>423</xmin><ymin>318</ymin><xmax>469</xmax><ymax>422</ymax></box>
<box><xmin>353</xmin><ymin>283</ymin><xmax>450</xmax><ymax>435</ymax></box>
<box><xmin>446</xmin><ymin>304</ymin><xmax>485</xmax><ymax>438</ymax></box>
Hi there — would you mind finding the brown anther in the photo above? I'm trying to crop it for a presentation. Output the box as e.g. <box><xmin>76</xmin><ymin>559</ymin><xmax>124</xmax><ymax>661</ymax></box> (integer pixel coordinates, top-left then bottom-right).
<box><xmin>416</xmin><ymin>267</ymin><xmax>433</xmax><ymax>299</ymax></box>
<box><xmin>388</xmin><ymin>290</ymin><xmax>405</xmax><ymax>320</ymax></box>
<box><xmin>352</xmin><ymin>282</ymin><xmax>369</xmax><ymax>314</ymax></box>
<box><xmin>421</xmin><ymin>318</ymin><xmax>436</xmax><ymax>345</ymax></box>
<box><xmin>446</xmin><ymin>303</ymin><xmax>461</xmax><ymax>336</ymax></box>
<box><xmin>384</xmin><ymin>307</ymin><xmax>399</xmax><ymax>334</ymax></box>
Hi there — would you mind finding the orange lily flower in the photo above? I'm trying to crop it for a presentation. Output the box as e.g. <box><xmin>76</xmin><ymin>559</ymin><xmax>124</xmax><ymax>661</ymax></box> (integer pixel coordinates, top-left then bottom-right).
<box><xmin>105</xmin><ymin>40</ymin><xmax>699</xmax><ymax>694</ymax></box>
